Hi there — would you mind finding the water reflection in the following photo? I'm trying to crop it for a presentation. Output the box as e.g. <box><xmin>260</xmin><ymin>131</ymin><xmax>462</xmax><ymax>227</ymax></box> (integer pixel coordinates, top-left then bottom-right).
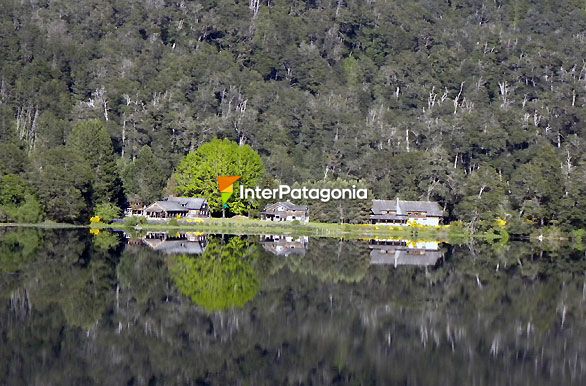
<box><xmin>141</xmin><ymin>231</ymin><xmax>208</xmax><ymax>254</ymax></box>
<box><xmin>1</xmin><ymin>227</ymin><xmax>586</xmax><ymax>385</ymax></box>
<box><xmin>369</xmin><ymin>238</ymin><xmax>444</xmax><ymax>267</ymax></box>
<box><xmin>260</xmin><ymin>234</ymin><xmax>309</xmax><ymax>256</ymax></box>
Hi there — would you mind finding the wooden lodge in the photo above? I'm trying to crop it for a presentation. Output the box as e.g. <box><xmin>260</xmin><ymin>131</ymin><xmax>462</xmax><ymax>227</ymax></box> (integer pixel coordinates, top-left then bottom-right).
<box><xmin>261</xmin><ymin>201</ymin><xmax>309</xmax><ymax>223</ymax></box>
<box><xmin>130</xmin><ymin>196</ymin><xmax>210</xmax><ymax>220</ymax></box>
<box><xmin>370</xmin><ymin>198</ymin><xmax>443</xmax><ymax>226</ymax></box>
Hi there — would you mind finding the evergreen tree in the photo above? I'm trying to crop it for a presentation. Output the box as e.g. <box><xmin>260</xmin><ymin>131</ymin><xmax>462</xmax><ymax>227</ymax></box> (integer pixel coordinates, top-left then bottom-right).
<box><xmin>67</xmin><ymin>119</ymin><xmax>122</xmax><ymax>206</ymax></box>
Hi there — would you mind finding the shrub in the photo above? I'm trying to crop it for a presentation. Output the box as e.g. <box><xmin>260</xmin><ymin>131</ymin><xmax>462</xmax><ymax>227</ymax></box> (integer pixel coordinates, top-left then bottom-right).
<box><xmin>124</xmin><ymin>216</ymin><xmax>146</xmax><ymax>227</ymax></box>
<box><xmin>93</xmin><ymin>203</ymin><xmax>121</xmax><ymax>224</ymax></box>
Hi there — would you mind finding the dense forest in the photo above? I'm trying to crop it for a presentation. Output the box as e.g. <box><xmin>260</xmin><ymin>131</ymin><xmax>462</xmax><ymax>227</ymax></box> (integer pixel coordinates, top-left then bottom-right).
<box><xmin>1</xmin><ymin>0</ymin><xmax>586</xmax><ymax>231</ymax></box>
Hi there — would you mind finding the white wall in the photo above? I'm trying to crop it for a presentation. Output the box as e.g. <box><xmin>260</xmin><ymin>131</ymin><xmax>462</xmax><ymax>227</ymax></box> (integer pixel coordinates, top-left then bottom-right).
<box><xmin>411</xmin><ymin>217</ymin><xmax>440</xmax><ymax>226</ymax></box>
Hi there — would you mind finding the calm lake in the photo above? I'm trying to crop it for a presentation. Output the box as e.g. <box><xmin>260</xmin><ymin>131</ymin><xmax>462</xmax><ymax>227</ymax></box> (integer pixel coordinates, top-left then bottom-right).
<box><xmin>1</xmin><ymin>227</ymin><xmax>585</xmax><ymax>385</ymax></box>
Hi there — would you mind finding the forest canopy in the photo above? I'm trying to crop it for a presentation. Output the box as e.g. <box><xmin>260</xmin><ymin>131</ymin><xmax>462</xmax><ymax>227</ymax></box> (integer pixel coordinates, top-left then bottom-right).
<box><xmin>0</xmin><ymin>0</ymin><xmax>585</xmax><ymax>230</ymax></box>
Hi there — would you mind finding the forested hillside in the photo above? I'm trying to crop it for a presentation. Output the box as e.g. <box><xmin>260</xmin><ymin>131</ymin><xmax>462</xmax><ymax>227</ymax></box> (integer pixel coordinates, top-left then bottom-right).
<box><xmin>1</xmin><ymin>0</ymin><xmax>586</xmax><ymax>230</ymax></box>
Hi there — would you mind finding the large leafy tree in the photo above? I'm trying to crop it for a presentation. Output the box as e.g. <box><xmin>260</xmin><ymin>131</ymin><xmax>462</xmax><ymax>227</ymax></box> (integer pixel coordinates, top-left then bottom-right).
<box><xmin>174</xmin><ymin>139</ymin><xmax>265</xmax><ymax>214</ymax></box>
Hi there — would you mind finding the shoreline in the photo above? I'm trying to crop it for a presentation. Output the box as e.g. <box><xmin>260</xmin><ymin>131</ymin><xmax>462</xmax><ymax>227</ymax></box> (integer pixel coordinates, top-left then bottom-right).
<box><xmin>3</xmin><ymin>218</ymin><xmax>467</xmax><ymax>242</ymax></box>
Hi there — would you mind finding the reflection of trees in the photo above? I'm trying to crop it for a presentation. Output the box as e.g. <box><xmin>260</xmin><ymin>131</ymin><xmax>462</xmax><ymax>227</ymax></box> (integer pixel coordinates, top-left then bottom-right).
<box><xmin>0</xmin><ymin>229</ymin><xmax>116</xmax><ymax>330</ymax></box>
<box><xmin>3</xmin><ymin>230</ymin><xmax>586</xmax><ymax>384</ymax></box>
<box><xmin>168</xmin><ymin>237</ymin><xmax>260</xmax><ymax>312</ymax></box>
<box><xmin>285</xmin><ymin>238</ymin><xmax>370</xmax><ymax>283</ymax></box>
<box><xmin>0</xmin><ymin>228</ymin><xmax>42</xmax><ymax>273</ymax></box>
<box><xmin>91</xmin><ymin>229</ymin><xmax>122</xmax><ymax>251</ymax></box>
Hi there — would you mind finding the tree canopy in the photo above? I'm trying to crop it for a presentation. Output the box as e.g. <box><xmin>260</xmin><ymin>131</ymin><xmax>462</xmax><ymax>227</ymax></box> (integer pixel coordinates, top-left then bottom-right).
<box><xmin>174</xmin><ymin>139</ymin><xmax>265</xmax><ymax>214</ymax></box>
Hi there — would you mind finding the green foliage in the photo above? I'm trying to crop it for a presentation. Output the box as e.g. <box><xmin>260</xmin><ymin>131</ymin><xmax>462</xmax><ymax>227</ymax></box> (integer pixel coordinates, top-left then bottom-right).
<box><xmin>174</xmin><ymin>139</ymin><xmax>265</xmax><ymax>215</ymax></box>
<box><xmin>68</xmin><ymin>119</ymin><xmax>122</xmax><ymax>206</ymax></box>
<box><xmin>292</xmin><ymin>179</ymin><xmax>371</xmax><ymax>223</ymax></box>
<box><xmin>124</xmin><ymin>215</ymin><xmax>147</xmax><ymax>227</ymax></box>
<box><xmin>0</xmin><ymin>228</ymin><xmax>42</xmax><ymax>272</ymax></box>
<box><xmin>121</xmin><ymin>145</ymin><xmax>167</xmax><ymax>204</ymax></box>
<box><xmin>0</xmin><ymin>174</ymin><xmax>44</xmax><ymax>223</ymax></box>
<box><xmin>168</xmin><ymin>237</ymin><xmax>260</xmax><ymax>311</ymax></box>
<box><xmin>91</xmin><ymin>230</ymin><xmax>121</xmax><ymax>251</ymax></box>
<box><xmin>93</xmin><ymin>202</ymin><xmax>121</xmax><ymax>224</ymax></box>
<box><xmin>0</xmin><ymin>143</ymin><xmax>27</xmax><ymax>176</ymax></box>
<box><xmin>33</xmin><ymin>147</ymin><xmax>93</xmax><ymax>223</ymax></box>
<box><xmin>455</xmin><ymin>166</ymin><xmax>509</xmax><ymax>227</ymax></box>
<box><xmin>0</xmin><ymin>0</ymin><xmax>585</xmax><ymax>232</ymax></box>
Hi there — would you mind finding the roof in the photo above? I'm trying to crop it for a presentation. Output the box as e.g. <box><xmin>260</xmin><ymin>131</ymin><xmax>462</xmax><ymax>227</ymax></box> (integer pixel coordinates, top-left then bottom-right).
<box><xmin>371</xmin><ymin>199</ymin><xmax>443</xmax><ymax>217</ymax></box>
<box><xmin>144</xmin><ymin>201</ymin><xmax>188</xmax><ymax>213</ymax></box>
<box><xmin>262</xmin><ymin>201</ymin><xmax>308</xmax><ymax>213</ymax></box>
<box><xmin>166</xmin><ymin>196</ymin><xmax>208</xmax><ymax>210</ymax></box>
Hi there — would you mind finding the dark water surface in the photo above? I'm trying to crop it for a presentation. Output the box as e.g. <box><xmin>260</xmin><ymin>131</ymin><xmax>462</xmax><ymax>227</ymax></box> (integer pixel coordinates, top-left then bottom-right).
<box><xmin>1</xmin><ymin>227</ymin><xmax>585</xmax><ymax>385</ymax></box>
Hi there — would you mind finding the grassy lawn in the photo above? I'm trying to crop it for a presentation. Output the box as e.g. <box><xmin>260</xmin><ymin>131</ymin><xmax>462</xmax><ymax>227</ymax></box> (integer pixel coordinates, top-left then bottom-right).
<box><xmin>100</xmin><ymin>217</ymin><xmax>469</xmax><ymax>242</ymax></box>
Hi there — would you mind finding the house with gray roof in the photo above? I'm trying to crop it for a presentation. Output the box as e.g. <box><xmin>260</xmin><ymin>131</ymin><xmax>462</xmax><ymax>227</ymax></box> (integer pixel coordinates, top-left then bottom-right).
<box><xmin>140</xmin><ymin>197</ymin><xmax>210</xmax><ymax>220</ymax></box>
<box><xmin>143</xmin><ymin>200</ymin><xmax>189</xmax><ymax>219</ymax></box>
<box><xmin>261</xmin><ymin>201</ymin><xmax>309</xmax><ymax>223</ymax></box>
<box><xmin>166</xmin><ymin>197</ymin><xmax>210</xmax><ymax>218</ymax></box>
<box><xmin>370</xmin><ymin>198</ymin><xmax>444</xmax><ymax>226</ymax></box>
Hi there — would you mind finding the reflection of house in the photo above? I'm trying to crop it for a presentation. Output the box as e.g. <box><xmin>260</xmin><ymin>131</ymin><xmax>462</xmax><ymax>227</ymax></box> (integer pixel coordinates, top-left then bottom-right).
<box><xmin>261</xmin><ymin>201</ymin><xmax>309</xmax><ymax>223</ymax></box>
<box><xmin>141</xmin><ymin>197</ymin><xmax>210</xmax><ymax>219</ymax></box>
<box><xmin>260</xmin><ymin>235</ymin><xmax>309</xmax><ymax>256</ymax></box>
<box><xmin>142</xmin><ymin>232</ymin><xmax>208</xmax><ymax>254</ymax></box>
<box><xmin>370</xmin><ymin>199</ymin><xmax>443</xmax><ymax>226</ymax></box>
<box><xmin>369</xmin><ymin>239</ymin><xmax>443</xmax><ymax>267</ymax></box>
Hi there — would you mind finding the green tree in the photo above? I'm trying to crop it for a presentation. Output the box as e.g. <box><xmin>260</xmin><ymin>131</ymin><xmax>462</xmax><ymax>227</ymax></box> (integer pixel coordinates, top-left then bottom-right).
<box><xmin>121</xmin><ymin>145</ymin><xmax>167</xmax><ymax>204</ymax></box>
<box><xmin>174</xmin><ymin>139</ymin><xmax>265</xmax><ymax>215</ymax></box>
<box><xmin>93</xmin><ymin>202</ymin><xmax>121</xmax><ymax>223</ymax></box>
<box><xmin>0</xmin><ymin>143</ymin><xmax>27</xmax><ymax>176</ymax></box>
<box><xmin>455</xmin><ymin>166</ymin><xmax>509</xmax><ymax>229</ymax></box>
<box><xmin>67</xmin><ymin>119</ymin><xmax>122</xmax><ymax>206</ymax></box>
<box><xmin>0</xmin><ymin>174</ymin><xmax>43</xmax><ymax>223</ymax></box>
<box><xmin>33</xmin><ymin>147</ymin><xmax>93</xmax><ymax>223</ymax></box>
<box><xmin>510</xmin><ymin>144</ymin><xmax>563</xmax><ymax>226</ymax></box>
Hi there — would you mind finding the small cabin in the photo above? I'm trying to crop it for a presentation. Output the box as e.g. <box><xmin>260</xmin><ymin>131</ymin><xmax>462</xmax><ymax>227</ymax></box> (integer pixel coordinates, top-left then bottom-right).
<box><xmin>370</xmin><ymin>198</ymin><xmax>443</xmax><ymax>226</ymax></box>
<box><xmin>261</xmin><ymin>201</ymin><xmax>309</xmax><ymax>223</ymax></box>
